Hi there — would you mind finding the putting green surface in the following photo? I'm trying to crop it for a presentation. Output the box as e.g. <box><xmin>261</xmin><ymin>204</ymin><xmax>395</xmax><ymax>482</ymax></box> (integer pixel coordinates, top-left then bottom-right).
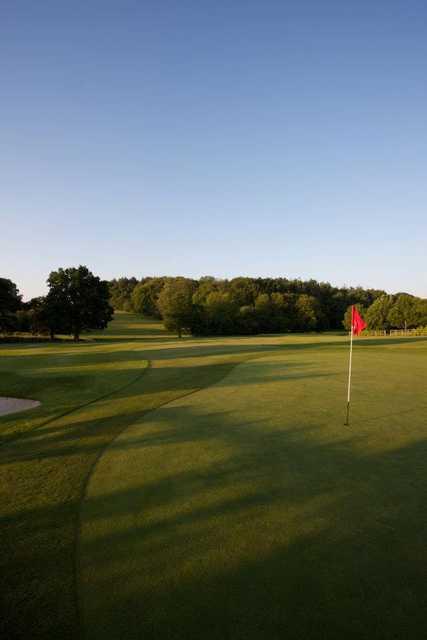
<box><xmin>1</xmin><ymin>315</ymin><xmax>426</xmax><ymax>639</ymax></box>
<box><xmin>80</xmin><ymin>341</ymin><xmax>427</xmax><ymax>640</ymax></box>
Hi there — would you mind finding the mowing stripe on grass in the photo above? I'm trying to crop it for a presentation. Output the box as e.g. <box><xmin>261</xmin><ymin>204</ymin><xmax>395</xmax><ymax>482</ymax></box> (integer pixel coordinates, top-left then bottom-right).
<box><xmin>2</xmin><ymin>314</ymin><xmax>426</xmax><ymax>640</ymax></box>
<box><xmin>78</xmin><ymin>345</ymin><xmax>427</xmax><ymax>640</ymax></box>
<box><xmin>0</xmin><ymin>359</ymin><xmax>150</xmax><ymax>449</ymax></box>
<box><xmin>1</xmin><ymin>316</ymin><xmax>286</xmax><ymax>639</ymax></box>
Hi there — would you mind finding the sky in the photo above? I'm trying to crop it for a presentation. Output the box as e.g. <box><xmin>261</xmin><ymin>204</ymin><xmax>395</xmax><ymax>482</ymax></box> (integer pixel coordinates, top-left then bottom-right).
<box><xmin>1</xmin><ymin>1</ymin><xmax>426</xmax><ymax>300</ymax></box>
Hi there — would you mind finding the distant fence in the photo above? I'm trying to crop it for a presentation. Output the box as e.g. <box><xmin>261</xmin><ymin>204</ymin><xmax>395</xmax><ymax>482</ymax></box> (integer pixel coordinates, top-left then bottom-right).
<box><xmin>389</xmin><ymin>327</ymin><xmax>427</xmax><ymax>337</ymax></box>
<box><xmin>359</xmin><ymin>327</ymin><xmax>427</xmax><ymax>338</ymax></box>
<box><xmin>362</xmin><ymin>330</ymin><xmax>387</xmax><ymax>337</ymax></box>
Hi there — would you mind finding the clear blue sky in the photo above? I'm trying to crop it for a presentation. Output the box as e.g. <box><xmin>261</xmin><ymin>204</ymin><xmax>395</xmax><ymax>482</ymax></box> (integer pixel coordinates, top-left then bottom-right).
<box><xmin>1</xmin><ymin>1</ymin><xmax>426</xmax><ymax>300</ymax></box>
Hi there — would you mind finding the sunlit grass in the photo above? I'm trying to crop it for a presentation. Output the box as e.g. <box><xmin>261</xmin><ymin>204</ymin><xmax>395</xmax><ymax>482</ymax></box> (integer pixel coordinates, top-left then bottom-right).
<box><xmin>1</xmin><ymin>313</ymin><xmax>426</xmax><ymax>639</ymax></box>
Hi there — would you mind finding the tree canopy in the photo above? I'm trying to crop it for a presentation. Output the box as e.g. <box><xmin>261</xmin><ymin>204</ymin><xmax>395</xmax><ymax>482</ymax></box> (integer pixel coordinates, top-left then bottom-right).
<box><xmin>387</xmin><ymin>294</ymin><xmax>419</xmax><ymax>330</ymax></box>
<box><xmin>106</xmin><ymin>275</ymin><xmax>389</xmax><ymax>336</ymax></box>
<box><xmin>117</xmin><ymin>276</ymin><xmax>389</xmax><ymax>336</ymax></box>
<box><xmin>109</xmin><ymin>277</ymin><xmax>139</xmax><ymax>311</ymax></box>
<box><xmin>2</xmin><ymin>270</ymin><xmax>426</xmax><ymax>340</ymax></box>
<box><xmin>131</xmin><ymin>279</ymin><xmax>165</xmax><ymax>318</ymax></box>
<box><xmin>46</xmin><ymin>266</ymin><xmax>113</xmax><ymax>340</ymax></box>
<box><xmin>0</xmin><ymin>278</ymin><xmax>22</xmax><ymax>332</ymax></box>
<box><xmin>157</xmin><ymin>278</ymin><xmax>196</xmax><ymax>338</ymax></box>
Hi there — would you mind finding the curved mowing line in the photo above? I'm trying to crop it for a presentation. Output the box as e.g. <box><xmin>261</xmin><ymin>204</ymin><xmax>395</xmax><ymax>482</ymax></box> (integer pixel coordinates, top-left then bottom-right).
<box><xmin>74</xmin><ymin>350</ymin><xmax>279</xmax><ymax>638</ymax></box>
<box><xmin>0</xmin><ymin>360</ymin><xmax>150</xmax><ymax>449</ymax></box>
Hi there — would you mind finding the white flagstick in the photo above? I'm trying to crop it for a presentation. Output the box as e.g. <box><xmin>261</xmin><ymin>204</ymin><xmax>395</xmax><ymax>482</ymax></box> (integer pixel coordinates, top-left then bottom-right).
<box><xmin>345</xmin><ymin>311</ymin><xmax>354</xmax><ymax>426</ymax></box>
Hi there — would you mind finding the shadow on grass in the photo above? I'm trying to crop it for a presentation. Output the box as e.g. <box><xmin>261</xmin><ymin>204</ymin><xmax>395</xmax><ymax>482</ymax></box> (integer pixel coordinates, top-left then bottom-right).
<box><xmin>0</xmin><ymin>358</ymin><xmax>337</xmax><ymax>456</ymax></box>
<box><xmin>97</xmin><ymin>335</ymin><xmax>427</xmax><ymax>361</ymax></box>
<box><xmin>76</xmin><ymin>401</ymin><xmax>427</xmax><ymax>640</ymax></box>
<box><xmin>0</xmin><ymin>355</ymin><xmax>252</xmax><ymax>639</ymax></box>
<box><xmin>2</xmin><ymin>335</ymin><xmax>427</xmax><ymax>639</ymax></box>
<box><xmin>2</xmin><ymin>403</ymin><xmax>427</xmax><ymax>639</ymax></box>
<box><xmin>89</xmin><ymin>336</ymin><xmax>179</xmax><ymax>344</ymax></box>
<box><xmin>3</xmin><ymin>334</ymin><xmax>426</xmax><ymax>366</ymax></box>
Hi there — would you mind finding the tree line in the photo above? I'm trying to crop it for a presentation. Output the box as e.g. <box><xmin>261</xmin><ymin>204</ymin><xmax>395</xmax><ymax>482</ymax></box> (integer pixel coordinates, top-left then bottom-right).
<box><xmin>2</xmin><ymin>270</ymin><xmax>426</xmax><ymax>341</ymax></box>
<box><xmin>344</xmin><ymin>295</ymin><xmax>427</xmax><ymax>333</ymax></box>
<box><xmin>0</xmin><ymin>266</ymin><xmax>113</xmax><ymax>341</ymax></box>
<box><xmin>110</xmin><ymin>275</ymin><xmax>427</xmax><ymax>337</ymax></box>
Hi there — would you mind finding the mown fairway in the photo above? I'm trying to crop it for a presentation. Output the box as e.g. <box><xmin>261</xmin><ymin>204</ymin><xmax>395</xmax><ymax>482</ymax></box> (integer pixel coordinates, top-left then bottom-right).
<box><xmin>1</xmin><ymin>314</ymin><xmax>426</xmax><ymax>639</ymax></box>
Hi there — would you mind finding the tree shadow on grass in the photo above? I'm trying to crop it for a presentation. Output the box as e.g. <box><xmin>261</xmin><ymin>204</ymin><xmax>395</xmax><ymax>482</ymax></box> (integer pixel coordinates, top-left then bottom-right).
<box><xmin>2</xmin><ymin>337</ymin><xmax>427</xmax><ymax>639</ymax></box>
<box><xmin>3</xmin><ymin>349</ymin><xmax>300</xmax><ymax>638</ymax></box>
<box><xmin>76</xmin><ymin>401</ymin><xmax>427</xmax><ymax>640</ymax></box>
<box><xmin>89</xmin><ymin>336</ymin><xmax>179</xmax><ymax>344</ymax></box>
<box><xmin>0</xmin><ymin>358</ymin><xmax>334</xmax><ymax>460</ymax></box>
<box><xmin>94</xmin><ymin>335</ymin><xmax>427</xmax><ymax>361</ymax></box>
<box><xmin>2</xmin><ymin>383</ymin><xmax>427</xmax><ymax>639</ymax></box>
<box><xmin>3</xmin><ymin>335</ymin><xmax>425</xmax><ymax>368</ymax></box>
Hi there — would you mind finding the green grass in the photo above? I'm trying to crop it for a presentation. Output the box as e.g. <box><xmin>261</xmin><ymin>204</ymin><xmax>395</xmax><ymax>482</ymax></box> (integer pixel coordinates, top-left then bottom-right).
<box><xmin>1</xmin><ymin>314</ymin><xmax>427</xmax><ymax>639</ymax></box>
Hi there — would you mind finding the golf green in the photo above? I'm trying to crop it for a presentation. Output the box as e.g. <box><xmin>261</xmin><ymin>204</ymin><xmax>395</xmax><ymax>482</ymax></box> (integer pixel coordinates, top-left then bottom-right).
<box><xmin>1</xmin><ymin>314</ymin><xmax>426</xmax><ymax>639</ymax></box>
<box><xmin>80</xmin><ymin>334</ymin><xmax>427</xmax><ymax>639</ymax></box>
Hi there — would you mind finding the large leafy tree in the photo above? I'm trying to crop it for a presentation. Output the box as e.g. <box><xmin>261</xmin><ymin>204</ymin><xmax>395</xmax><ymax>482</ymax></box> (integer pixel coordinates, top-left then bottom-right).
<box><xmin>131</xmin><ymin>278</ymin><xmax>165</xmax><ymax>317</ymax></box>
<box><xmin>387</xmin><ymin>293</ymin><xmax>418</xmax><ymax>330</ymax></box>
<box><xmin>46</xmin><ymin>266</ymin><xmax>113</xmax><ymax>340</ymax></box>
<box><xmin>229</xmin><ymin>277</ymin><xmax>258</xmax><ymax>307</ymax></box>
<box><xmin>0</xmin><ymin>277</ymin><xmax>22</xmax><ymax>333</ymax></box>
<box><xmin>295</xmin><ymin>294</ymin><xmax>319</xmax><ymax>331</ymax></box>
<box><xmin>415</xmin><ymin>299</ymin><xmax>427</xmax><ymax>326</ymax></box>
<box><xmin>20</xmin><ymin>297</ymin><xmax>52</xmax><ymax>337</ymax></box>
<box><xmin>237</xmin><ymin>305</ymin><xmax>258</xmax><ymax>334</ymax></box>
<box><xmin>204</xmin><ymin>291</ymin><xmax>238</xmax><ymax>335</ymax></box>
<box><xmin>365</xmin><ymin>295</ymin><xmax>395</xmax><ymax>331</ymax></box>
<box><xmin>157</xmin><ymin>278</ymin><xmax>196</xmax><ymax>338</ymax></box>
<box><xmin>192</xmin><ymin>277</ymin><xmax>221</xmax><ymax>306</ymax></box>
<box><xmin>109</xmin><ymin>277</ymin><xmax>138</xmax><ymax>311</ymax></box>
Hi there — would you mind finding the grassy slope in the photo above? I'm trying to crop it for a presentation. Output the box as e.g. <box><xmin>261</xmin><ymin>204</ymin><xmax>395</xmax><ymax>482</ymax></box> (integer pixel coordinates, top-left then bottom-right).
<box><xmin>0</xmin><ymin>314</ymin><xmax>287</xmax><ymax>639</ymax></box>
<box><xmin>80</xmin><ymin>334</ymin><xmax>427</xmax><ymax>639</ymax></box>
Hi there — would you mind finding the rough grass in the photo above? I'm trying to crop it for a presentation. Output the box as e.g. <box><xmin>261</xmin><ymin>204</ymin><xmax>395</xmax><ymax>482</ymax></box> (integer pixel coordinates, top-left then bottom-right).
<box><xmin>1</xmin><ymin>314</ymin><xmax>426</xmax><ymax>639</ymax></box>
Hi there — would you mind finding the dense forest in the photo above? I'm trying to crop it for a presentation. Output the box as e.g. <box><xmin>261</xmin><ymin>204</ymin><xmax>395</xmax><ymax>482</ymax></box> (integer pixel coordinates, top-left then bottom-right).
<box><xmin>109</xmin><ymin>276</ymin><xmax>427</xmax><ymax>337</ymax></box>
<box><xmin>2</xmin><ymin>271</ymin><xmax>426</xmax><ymax>340</ymax></box>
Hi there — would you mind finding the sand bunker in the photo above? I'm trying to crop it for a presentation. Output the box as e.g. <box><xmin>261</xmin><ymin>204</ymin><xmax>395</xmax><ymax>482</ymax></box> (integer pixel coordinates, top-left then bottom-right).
<box><xmin>0</xmin><ymin>397</ymin><xmax>41</xmax><ymax>417</ymax></box>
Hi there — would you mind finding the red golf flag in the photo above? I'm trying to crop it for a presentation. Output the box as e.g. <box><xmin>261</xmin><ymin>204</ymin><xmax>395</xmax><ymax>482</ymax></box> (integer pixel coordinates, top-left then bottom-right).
<box><xmin>351</xmin><ymin>306</ymin><xmax>367</xmax><ymax>336</ymax></box>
